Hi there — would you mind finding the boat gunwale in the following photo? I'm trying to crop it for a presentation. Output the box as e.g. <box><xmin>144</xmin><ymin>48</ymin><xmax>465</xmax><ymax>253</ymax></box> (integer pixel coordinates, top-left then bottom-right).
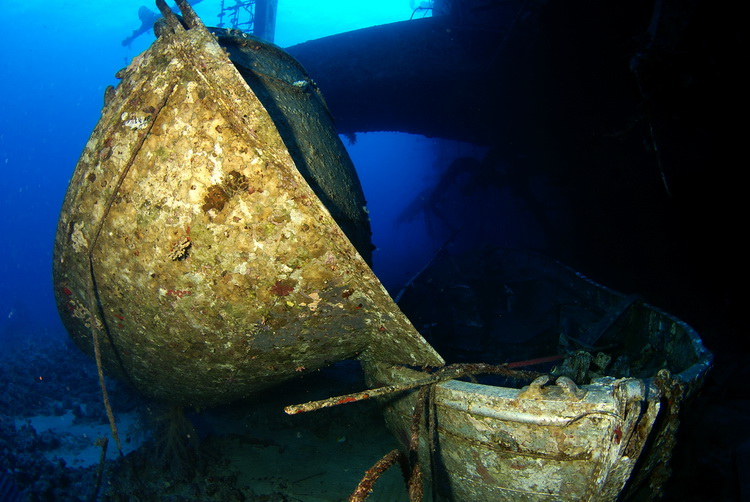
<box><xmin>393</xmin><ymin>247</ymin><xmax>713</xmax><ymax>403</ymax></box>
<box><xmin>429</xmin><ymin>299</ymin><xmax>712</xmax><ymax>411</ymax></box>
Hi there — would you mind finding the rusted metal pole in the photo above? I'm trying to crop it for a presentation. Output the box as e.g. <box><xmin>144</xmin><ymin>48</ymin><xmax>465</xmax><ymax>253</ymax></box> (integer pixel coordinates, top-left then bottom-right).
<box><xmin>284</xmin><ymin>362</ymin><xmax>541</xmax><ymax>414</ymax></box>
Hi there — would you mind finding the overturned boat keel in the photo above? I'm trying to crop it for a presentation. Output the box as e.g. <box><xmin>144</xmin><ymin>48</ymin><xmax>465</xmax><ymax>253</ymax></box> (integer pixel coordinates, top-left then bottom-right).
<box><xmin>52</xmin><ymin>0</ymin><xmax>442</xmax><ymax>408</ymax></box>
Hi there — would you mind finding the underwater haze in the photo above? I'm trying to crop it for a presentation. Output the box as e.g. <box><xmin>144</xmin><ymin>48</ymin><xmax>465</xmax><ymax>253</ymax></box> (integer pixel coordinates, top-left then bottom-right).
<box><xmin>0</xmin><ymin>0</ymin><xmax>744</xmax><ymax>500</ymax></box>
<box><xmin>1</xmin><ymin>0</ymin><xmax>466</xmax><ymax>346</ymax></box>
<box><xmin>0</xmin><ymin>3</ymin><xmax>460</xmax><ymax>499</ymax></box>
<box><xmin>2</xmin><ymin>1</ymin><xmax>530</xmax><ymax>498</ymax></box>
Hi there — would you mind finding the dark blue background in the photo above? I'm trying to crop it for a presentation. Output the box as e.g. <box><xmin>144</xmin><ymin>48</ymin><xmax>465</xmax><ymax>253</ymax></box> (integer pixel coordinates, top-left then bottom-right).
<box><xmin>0</xmin><ymin>1</ymin><xmax>463</xmax><ymax>344</ymax></box>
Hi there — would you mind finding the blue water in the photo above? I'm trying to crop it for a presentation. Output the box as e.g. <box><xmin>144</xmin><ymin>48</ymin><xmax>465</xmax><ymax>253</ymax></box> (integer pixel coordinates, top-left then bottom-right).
<box><xmin>1</xmin><ymin>0</ymin><xmax>542</xmax><ymax>347</ymax></box>
<box><xmin>0</xmin><ymin>1</ymin><xmax>742</xmax><ymax>500</ymax></box>
<box><xmin>0</xmin><ymin>0</ymin><xmax>443</xmax><ymax>346</ymax></box>
<box><xmin>0</xmin><ymin>5</ymin><xmax>453</xmax><ymax>498</ymax></box>
<box><xmin>0</xmin><ymin>3</ymin><xmax>497</xmax><ymax>495</ymax></box>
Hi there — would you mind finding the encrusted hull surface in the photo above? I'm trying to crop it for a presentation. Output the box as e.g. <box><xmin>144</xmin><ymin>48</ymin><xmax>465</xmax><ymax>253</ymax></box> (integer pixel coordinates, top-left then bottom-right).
<box><xmin>364</xmin><ymin>247</ymin><xmax>712</xmax><ymax>501</ymax></box>
<box><xmin>52</xmin><ymin>0</ymin><xmax>442</xmax><ymax>408</ymax></box>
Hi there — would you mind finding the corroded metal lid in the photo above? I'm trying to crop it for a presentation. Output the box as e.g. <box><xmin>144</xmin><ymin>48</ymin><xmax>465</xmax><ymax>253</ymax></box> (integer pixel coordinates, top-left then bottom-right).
<box><xmin>52</xmin><ymin>0</ymin><xmax>443</xmax><ymax>408</ymax></box>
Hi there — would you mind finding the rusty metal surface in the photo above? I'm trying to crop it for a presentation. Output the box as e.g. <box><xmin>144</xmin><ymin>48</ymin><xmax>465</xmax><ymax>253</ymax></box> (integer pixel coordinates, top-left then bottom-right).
<box><xmin>209</xmin><ymin>27</ymin><xmax>374</xmax><ymax>265</ymax></box>
<box><xmin>363</xmin><ymin>247</ymin><xmax>712</xmax><ymax>501</ymax></box>
<box><xmin>364</xmin><ymin>361</ymin><xmax>658</xmax><ymax>501</ymax></box>
<box><xmin>52</xmin><ymin>0</ymin><xmax>442</xmax><ymax>408</ymax></box>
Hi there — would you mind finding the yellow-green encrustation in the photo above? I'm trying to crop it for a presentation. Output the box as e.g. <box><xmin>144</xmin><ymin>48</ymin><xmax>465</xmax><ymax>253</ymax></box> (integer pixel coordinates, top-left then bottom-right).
<box><xmin>52</xmin><ymin>2</ymin><xmax>442</xmax><ymax>408</ymax></box>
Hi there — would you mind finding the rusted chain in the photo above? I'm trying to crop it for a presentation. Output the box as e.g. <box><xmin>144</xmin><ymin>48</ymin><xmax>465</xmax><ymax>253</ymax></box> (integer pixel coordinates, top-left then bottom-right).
<box><xmin>349</xmin><ymin>386</ymin><xmax>432</xmax><ymax>502</ymax></box>
<box><xmin>319</xmin><ymin>363</ymin><xmax>545</xmax><ymax>500</ymax></box>
<box><xmin>86</xmin><ymin>262</ymin><xmax>122</xmax><ymax>457</ymax></box>
<box><xmin>89</xmin><ymin>437</ymin><xmax>109</xmax><ymax>502</ymax></box>
<box><xmin>83</xmin><ymin>60</ymin><xmax>174</xmax><ymax>458</ymax></box>
<box><xmin>319</xmin><ymin>363</ymin><xmax>544</xmax><ymax>500</ymax></box>
<box><xmin>348</xmin><ymin>449</ymin><xmax>410</xmax><ymax>502</ymax></box>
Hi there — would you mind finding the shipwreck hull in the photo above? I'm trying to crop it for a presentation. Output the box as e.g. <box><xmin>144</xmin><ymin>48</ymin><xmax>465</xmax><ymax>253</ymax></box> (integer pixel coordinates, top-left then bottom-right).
<box><xmin>52</xmin><ymin>0</ymin><xmax>442</xmax><ymax>408</ymax></box>
<box><xmin>364</xmin><ymin>361</ymin><xmax>660</xmax><ymax>501</ymax></box>
<box><xmin>363</xmin><ymin>247</ymin><xmax>712</xmax><ymax>501</ymax></box>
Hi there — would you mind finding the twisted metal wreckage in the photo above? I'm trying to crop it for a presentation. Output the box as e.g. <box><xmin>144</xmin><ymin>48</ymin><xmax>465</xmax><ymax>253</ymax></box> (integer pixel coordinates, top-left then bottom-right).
<box><xmin>53</xmin><ymin>1</ymin><xmax>712</xmax><ymax>500</ymax></box>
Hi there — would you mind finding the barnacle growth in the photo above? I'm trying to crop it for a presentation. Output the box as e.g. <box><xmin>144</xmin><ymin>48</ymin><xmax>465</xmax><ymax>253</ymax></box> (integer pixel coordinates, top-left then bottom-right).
<box><xmin>202</xmin><ymin>171</ymin><xmax>251</xmax><ymax>214</ymax></box>
<box><xmin>167</xmin><ymin>236</ymin><xmax>191</xmax><ymax>261</ymax></box>
<box><xmin>222</xmin><ymin>169</ymin><xmax>250</xmax><ymax>196</ymax></box>
<box><xmin>201</xmin><ymin>184</ymin><xmax>229</xmax><ymax>212</ymax></box>
<box><xmin>51</xmin><ymin>0</ymin><xmax>441</xmax><ymax>410</ymax></box>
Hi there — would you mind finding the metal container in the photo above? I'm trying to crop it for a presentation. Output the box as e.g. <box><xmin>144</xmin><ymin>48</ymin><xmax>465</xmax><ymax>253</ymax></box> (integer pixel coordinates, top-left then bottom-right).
<box><xmin>52</xmin><ymin>0</ymin><xmax>442</xmax><ymax>408</ymax></box>
<box><xmin>364</xmin><ymin>247</ymin><xmax>712</xmax><ymax>501</ymax></box>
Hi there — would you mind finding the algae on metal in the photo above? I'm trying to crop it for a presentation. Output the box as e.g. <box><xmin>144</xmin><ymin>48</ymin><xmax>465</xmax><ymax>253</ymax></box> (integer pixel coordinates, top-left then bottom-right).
<box><xmin>52</xmin><ymin>0</ymin><xmax>442</xmax><ymax>408</ymax></box>
<box><xmin>209</xmin><ymin>28</ymin><xmax>374</xmax><ymax>265</ymax></box>
<box><xmin>365</xmin><ymin>359</ymin><xmax>661</xmax><ymax>501</ymax></box>
<box><xmin>362</xmin><ymin>247</ymin><xmax>712</xmax><ymax>501</ymax></box>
